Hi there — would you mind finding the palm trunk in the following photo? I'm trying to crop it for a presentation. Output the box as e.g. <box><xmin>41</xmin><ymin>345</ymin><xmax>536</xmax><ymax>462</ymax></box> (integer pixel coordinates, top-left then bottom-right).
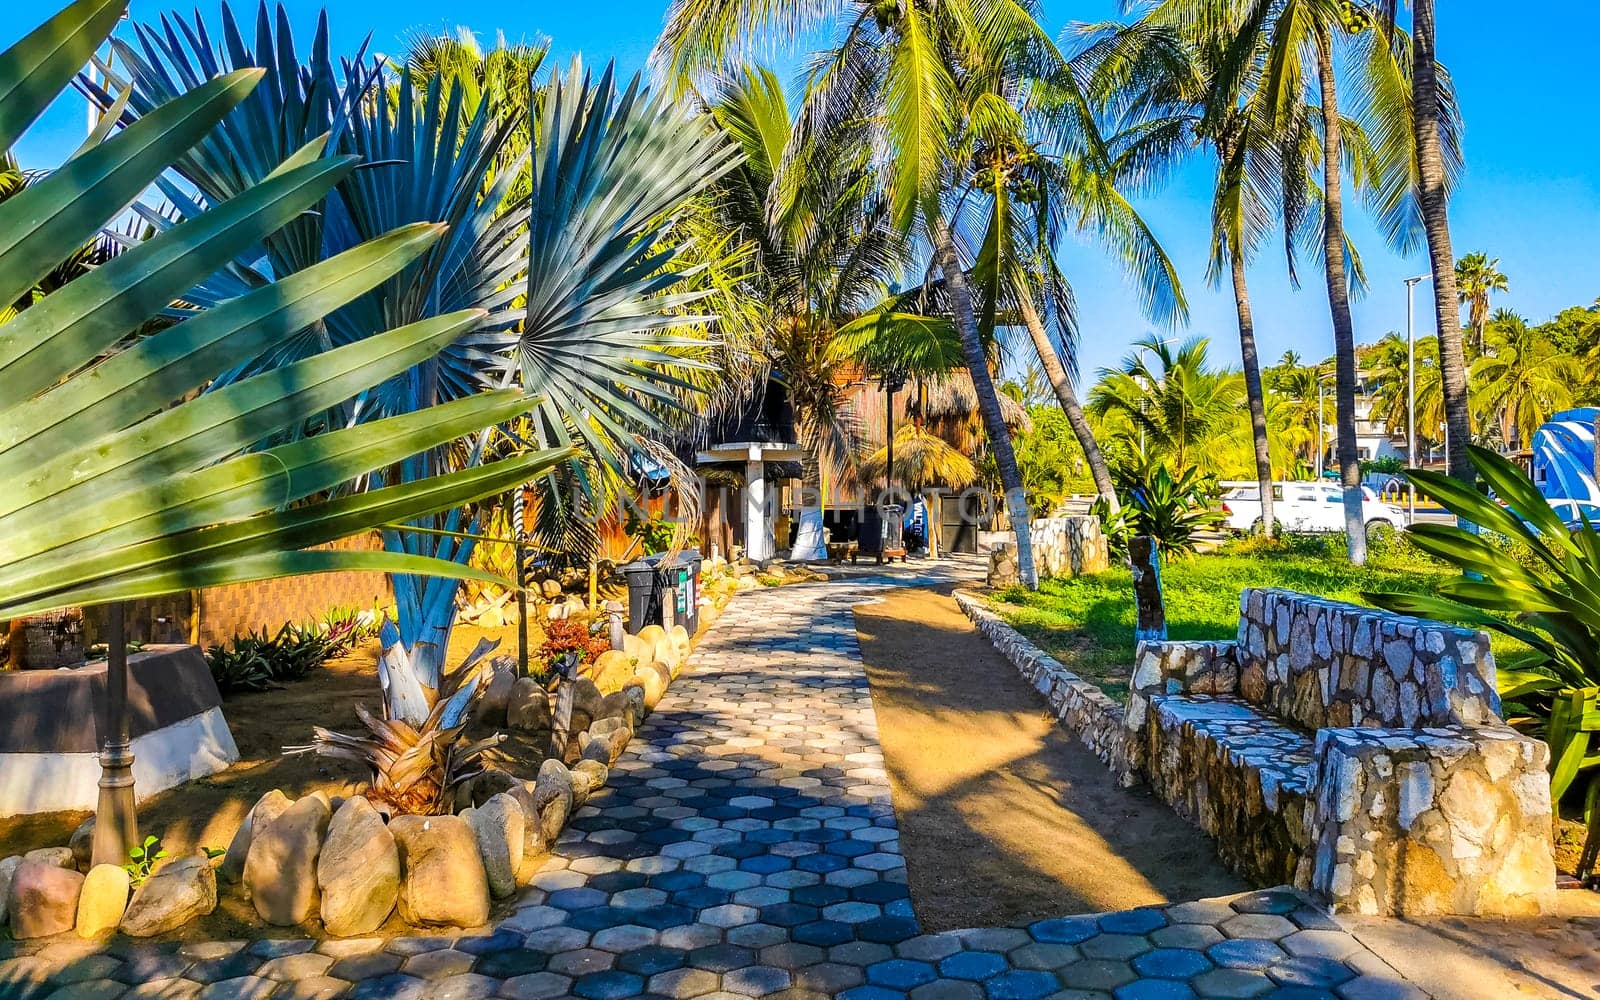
<box><xmin>1315</xmin><ymin>29</ymin><xmax>1367</xmax><ymax>565</ymax></box>
<box><xmin>1229</xmin><ymin>244</ymin><xmax>1275</xmax><ymax>536</ymax></box>
<box><xmin>1016</xmin><ymin>295</ymin><xmax>1118</xmax><ymax>514</ymax></box>
<box><xmin>1411</xmin><ymin>0</ymin><xmax>1471</xmax><ymax>485</ymax></box>
<box><xmin>931</xmin><ymin>215</ymin><xmax>1037</xmax><ymax>589</ymax></box>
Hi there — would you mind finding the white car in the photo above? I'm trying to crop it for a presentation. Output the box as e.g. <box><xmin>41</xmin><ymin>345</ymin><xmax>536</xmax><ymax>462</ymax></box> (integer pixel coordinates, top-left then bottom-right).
<box><xmin>1221</xmin><ymin>481</ymin><xmax>1407</xmax><ymax>536</ymax></box>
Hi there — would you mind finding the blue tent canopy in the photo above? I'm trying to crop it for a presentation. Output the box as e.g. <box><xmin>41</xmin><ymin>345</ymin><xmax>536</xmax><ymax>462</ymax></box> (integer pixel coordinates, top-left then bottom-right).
<box><xmin>1531</xmin><ymin>408</ymin><xmax>1600</xmax><ymax>502</ymax></box>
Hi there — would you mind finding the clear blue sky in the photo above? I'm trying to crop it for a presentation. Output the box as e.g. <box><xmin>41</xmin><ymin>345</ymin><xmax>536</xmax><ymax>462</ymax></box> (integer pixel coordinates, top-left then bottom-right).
<box><xmin>9</xmin><ymin>0</ymin><xmax>1599</xmax><ymax>380</ymax></box>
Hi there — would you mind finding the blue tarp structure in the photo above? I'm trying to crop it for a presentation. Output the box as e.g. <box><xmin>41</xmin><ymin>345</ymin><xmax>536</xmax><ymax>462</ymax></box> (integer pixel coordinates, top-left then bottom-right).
<box><xmin>1531</xmin><ymin>408</ymin><xmax>1600</xmax><ymax>502</ymax></box>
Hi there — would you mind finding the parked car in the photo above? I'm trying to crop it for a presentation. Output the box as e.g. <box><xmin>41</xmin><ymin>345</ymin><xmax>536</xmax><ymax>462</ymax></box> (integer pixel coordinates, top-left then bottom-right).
<box><xmin>1221</xmin><ymin>481</ymin><xmax>1407</xmax><ymax>537</ymax></box>
<box><xmin>1513</xmin><ymin>497</ymin><xmax>1600</xmax><ymax>535</ymax></box>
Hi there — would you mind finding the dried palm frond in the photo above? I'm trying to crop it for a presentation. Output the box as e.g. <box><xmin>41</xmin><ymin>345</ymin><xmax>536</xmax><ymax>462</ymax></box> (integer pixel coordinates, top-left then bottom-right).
<box><xmin>289</xmin><ymin>638</ymin><xmax>506</xmax><ymax>816</ymax></box>
<box><xmin>859</xmin><ymin>426</ymin><xmax>979</xmax><ymax>491</ymax></box>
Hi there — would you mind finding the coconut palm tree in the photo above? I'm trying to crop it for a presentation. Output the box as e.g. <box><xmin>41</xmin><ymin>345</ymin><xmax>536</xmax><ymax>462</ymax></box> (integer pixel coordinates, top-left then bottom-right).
<box><xmin>1268</xmin><ymin>358</ymin><xmax>1336</xmax><ymax>470</ymax></box>
<box><xmin>1472</xmin><ymin>311</ymin><xmax>1580</xmax><ymax>451</ymax></box>
<box><xmin>1088</xmin><ymin>335</ymin><xmax>1247</xmax><ymax>475</ymax></box>
<box><xmin>1455</xmin><ymin>252</ymin><xmax>1508</xmax><ymax>355</ymax></box>
<box><xmin>656</xmin><ymin>0</ymin><xmax>1076</xmax><ymax>589</ymax></box>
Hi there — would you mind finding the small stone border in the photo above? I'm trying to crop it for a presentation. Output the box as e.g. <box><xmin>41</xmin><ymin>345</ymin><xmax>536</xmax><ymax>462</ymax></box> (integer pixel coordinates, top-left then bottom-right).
<box><xmin>953</xmin><ymin>590</ymin><xmax>1131</xmax><ymax>781</ymax></box>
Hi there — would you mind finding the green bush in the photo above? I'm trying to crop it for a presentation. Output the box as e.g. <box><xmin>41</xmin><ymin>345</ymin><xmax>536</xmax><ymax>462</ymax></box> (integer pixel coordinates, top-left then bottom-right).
<box><xmin>206</xmin><ymin>619</ymin><xmax>356</xmax><ymax>694</ymax></box>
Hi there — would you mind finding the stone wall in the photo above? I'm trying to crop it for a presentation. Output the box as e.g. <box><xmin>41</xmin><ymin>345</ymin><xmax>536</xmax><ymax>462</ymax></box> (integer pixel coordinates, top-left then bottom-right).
<box><xmin>954</xmin><ymin>592</ymin><xmax>1128</xmax><ymax>777</ymax></box>
<box><xmin>984</xmin><ymin>515</ymin><xmax>1110</xmax><ymax>587</ymax></box>
<box><xmin>1126</xmin><ymin>589</ymin><xmax>1556</xmax><ymax>917</ymax></box>
<box><xmin>1234</xmin><ymin>588</ymin><xmax>1500</xmax><ymax>730</ymax></box>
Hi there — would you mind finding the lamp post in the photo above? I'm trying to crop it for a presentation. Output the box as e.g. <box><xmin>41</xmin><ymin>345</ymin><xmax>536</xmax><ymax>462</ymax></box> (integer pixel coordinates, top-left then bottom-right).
<box><xmin>90</xmin><ymin>603</ymin><xmax>138</xmax><ymax>867</ymax></box>
<box><xmin>1404</xmin><ymin>273</ymin><xmax>1433</xmax><ymax>525</ymax></box>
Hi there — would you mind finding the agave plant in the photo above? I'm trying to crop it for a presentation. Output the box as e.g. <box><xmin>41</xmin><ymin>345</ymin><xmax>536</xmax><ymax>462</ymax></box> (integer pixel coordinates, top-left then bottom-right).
<box><xmin>0</xmin><ymin>0</ymin><xmax>567</xmax><ymax>621</ymax></box>
<box><xmin>1113</xmin><ymin>462</ymin><xmax>1224</xmax><ymax>557</ymax></box>
<box><xmin>295</xmin><ymin>638</ymin><xmax>505</xmax><ymax>816</ymax></box>
<box><xmin>1367</xmin><ymin>447</ymin><xmax>1600</xmax><ymax>810</ymax></box>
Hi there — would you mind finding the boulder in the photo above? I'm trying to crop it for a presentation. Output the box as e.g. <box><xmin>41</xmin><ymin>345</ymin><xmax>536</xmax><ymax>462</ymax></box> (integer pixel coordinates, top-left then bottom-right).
<box><xmin>468</xmin><ymin>794</ymin><xmax>524</xmax><ymax>900</ymax></box>
<box><xmin>317</xmin><ymin>797</ymin><xmax>399</xmax><ymax>937</ymax></box>
<box><xmin>636</xmin><ymin>624</ymin><xmax>667</xmax><ymax>659</ymax></box>
<box><xmin>467</xmin><ymin>768</ymin><xmax>521</xmax><ymax>809</ymax></box>
<box><xmin>7</xmin><ymin>860</ymin><xmax>83</xmax><ymax>938</ymax></box>
<box><xmin>0</xmin><ymin>856</ymin><xmax>21</xmax><ymax>925</ymax></box>
<box><xmin>633</xmin><ymin>664</ymin><xmax>668</xmax><ymax>710</ymax></box>
<box><xmin>507</xmin><ymin>678</ymin><xmax>552</xmax><ymax>732</ymax></box>
<box><xmin>75</xmin><ymin>864</ymin><xmax>130</xmax><ymax>938</ymax></box>
<box><xmin>570</xmin><ymin>677</ymin><xmax>604</xmax><ymax>733</ymax></box>
<box><xmin>69</xmin><ymin>817</ymin><xmax>96</xmax><ymax>872</ymax></box>
<box><xmin>621</xmin><ymin>683</ymin><xmax>648</xmax><ymax>724</ymax></box>
<box><xmin>474</xmin><ymin>660</ymin><xmax>518</xmax><ymax>727</ymax></box>
<box><xmin>532</xmin><ymin>759</ymin><xmax>575</xmax><ymax>844</ymax></box>
<box><xmin>505</xmin><ymin>784</ymin><xmax>550</xmax><ymax>888</ymax></box>
<box><xmin>120</xmin><ymin>853</ymin><xmax>217</xmax><ymax>937</ymax></box>
<box><xmin>245</xmin><ymin>794</ymin><xmax>331</xmax><ymax>926</ymax></box>
<box><xmin>222</xmin><ymin>789</ymin><xmax>292</xmax><ymax>884</ymax></box>
<box><xmin>594</xmin><ymin>690</ymin><xmax>634</xmax><ymax>726</ymax></box>
<box><xmin>669</xmin><ymin>624</ymin><xmax>691</xmax><ymax>664</ymax></box>
<box><xmin>389</xmin><ymin>815</ymin><xmax>490</xmax><ymax>928</ymax></box>
<box><xmin>24</xmin><ymin>847</ymin><xmax>76</xmax><ymax>870</ymax></box>
<box><xmin>540</xmin><ymin>579</ymin><xmax>563</xmax><ymax>600</ymax></box>
<box><xmin>566</xmin><ymin>767</ymin><xmax>592</xmax><ymax>808</ymax></box>
<box><xmin>622</xmin><ymin>632</ymin><xmax>649</xmax><ymax>663</ymax></box>
<box><xmin>590</xmin><ymin>650</ymin><xmax>635</xmax><ymax>695</ymax></box>
<box><xmin>573</xmin><ymin>759</ymin><xmax>609</xmax><ymax>796</ymax></box>
<box><xmin>546</xmin><ymin>602</ymin><xmax>570</xmax><ymax>622</ymax></box>
<box><xmin>581</xmin><ymin>726</ymin><xmax>630</xmax><ymax>767</ymax></box>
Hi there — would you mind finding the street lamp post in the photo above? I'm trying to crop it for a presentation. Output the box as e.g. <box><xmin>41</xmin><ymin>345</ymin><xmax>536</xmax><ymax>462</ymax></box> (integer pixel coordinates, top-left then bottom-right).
<box><xmin>1404</xmin><ymin>273</ymin><xmax>1434</xmax><ymax>525</ymax></box>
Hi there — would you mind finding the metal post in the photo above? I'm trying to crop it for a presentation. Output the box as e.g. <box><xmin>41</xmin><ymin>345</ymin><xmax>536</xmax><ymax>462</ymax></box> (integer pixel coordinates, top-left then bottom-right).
<box><xmin>512</xmin><ymin>486</ymin><xmax>529</xmax><ymax>678</ymax></box>
<box><xmin>91</xmin><ymin>603</ymin><xmax>138</xmax><ymax>868</ymax></box>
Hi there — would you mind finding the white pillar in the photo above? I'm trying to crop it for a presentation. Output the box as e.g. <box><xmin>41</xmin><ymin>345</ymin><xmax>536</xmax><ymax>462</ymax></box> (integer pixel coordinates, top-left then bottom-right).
<box><xmin>745</xmin><ymin>448</ymin><xmax>771</xmax><ymax>562</ymax></box>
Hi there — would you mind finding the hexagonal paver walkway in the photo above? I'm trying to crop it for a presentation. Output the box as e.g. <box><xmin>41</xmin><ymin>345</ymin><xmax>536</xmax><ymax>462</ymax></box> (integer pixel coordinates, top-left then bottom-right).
<box><xmin>0</xmin><ymin>566</ymin><xmax>1442</xmax><ymax>999</ymax></box>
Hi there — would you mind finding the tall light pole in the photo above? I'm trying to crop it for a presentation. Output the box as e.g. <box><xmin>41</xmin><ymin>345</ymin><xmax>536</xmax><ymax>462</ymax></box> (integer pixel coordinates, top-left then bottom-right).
<box><xmin>1404</xmin><ymin>273</ymin><xmax>1434</xmax><ymax>525</ymax></box>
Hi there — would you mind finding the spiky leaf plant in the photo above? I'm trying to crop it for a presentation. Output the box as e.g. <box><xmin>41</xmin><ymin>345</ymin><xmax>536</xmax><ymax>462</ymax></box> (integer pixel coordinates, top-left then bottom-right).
<box><xmin>0</xmin><ymin>0</ymin><xmax>568</xmax><ymax>621</ymax></box>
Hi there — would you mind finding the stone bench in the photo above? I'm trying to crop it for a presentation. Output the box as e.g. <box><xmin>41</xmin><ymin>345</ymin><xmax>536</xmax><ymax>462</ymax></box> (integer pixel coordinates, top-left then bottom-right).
<box><xmin>1126</xmin><ymin>588</ymin><xmax>1557</xmax><ymax>916</ymax></box>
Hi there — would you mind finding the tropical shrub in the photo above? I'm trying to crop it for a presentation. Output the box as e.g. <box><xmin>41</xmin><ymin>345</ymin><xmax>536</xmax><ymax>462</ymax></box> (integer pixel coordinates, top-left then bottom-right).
<box><xmin>538</xmin><ymin>618</ymin><xmax>612</xmax><ymax>676</ymax></box>
<box><xmin>1112</xmin><ymin>463</ymin><xmax>1225</xmax><ymax>556</ymax></box>
<box><xmin>0</xmin><ymin>0</ymin><xmax>563</xmax><ymax>624</ymax></box>
<box><xmin>206</xmin><ymin>620</ymin><xmax>360</xmax><ymax>693</ymax></box>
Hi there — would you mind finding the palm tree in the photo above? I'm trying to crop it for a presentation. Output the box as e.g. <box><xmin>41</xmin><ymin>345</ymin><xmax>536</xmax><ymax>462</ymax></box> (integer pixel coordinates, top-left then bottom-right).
<box><xmin>1088</xmin><ymin>335</ymin><xmax>1247</xmax><ymax>475</ymax></box>
<box><xmin>1472</xmin><ymin>311</ymin><xmax>1580</xmax><ymax>451</ymax></box>
<box><xmin>1393</xmin><ymin>0</ymin><xmax>1473</xmax><ymax>485</ymax></box>
<box><xmin>1269</xmin><ymin>359</ymin><xmax>1336</xmax><ymax>470</ymax></box>
<box><xmin>1455</xmin><ymin>252</ymin><xmax>1509</xmax><ymax>354</ymax></box>
<box><xmin>656</xmin><ymin>0</ymin><xmax>1073</xmax><ymax>589</ymax></box>
<box><xmin>1075</xmin><ymin>17</ymin><xmax>1309</xmax><ymax>537</ymax></box>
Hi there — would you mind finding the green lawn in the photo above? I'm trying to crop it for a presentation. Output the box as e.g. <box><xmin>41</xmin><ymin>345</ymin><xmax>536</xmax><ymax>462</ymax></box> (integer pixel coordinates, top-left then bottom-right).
<box><xmin>988</xmin><ymin>536</ymin><xmax>1517</xmax><ymax>702</ymax></box>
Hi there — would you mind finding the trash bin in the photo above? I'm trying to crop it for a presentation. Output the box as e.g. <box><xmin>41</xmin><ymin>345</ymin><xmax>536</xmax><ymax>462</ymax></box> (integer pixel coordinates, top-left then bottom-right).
<box><xmin>620</xmin><ymin>550</ymin><xmax>704</xmax><ymax>635</ymax></box>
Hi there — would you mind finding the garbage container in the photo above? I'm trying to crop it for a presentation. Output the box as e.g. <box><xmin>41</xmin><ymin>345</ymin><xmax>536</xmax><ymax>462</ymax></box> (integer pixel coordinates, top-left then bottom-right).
<box><xmin>619</xmin><ymin>550</ymin><xmax>704</xmax><ymax>635</ymax></box>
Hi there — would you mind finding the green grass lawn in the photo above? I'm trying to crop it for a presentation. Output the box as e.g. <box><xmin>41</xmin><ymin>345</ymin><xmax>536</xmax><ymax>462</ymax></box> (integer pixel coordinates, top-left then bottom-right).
<box><xmin>988</xmin><ymin>536</ymin><xmax>1521</xmax><ymax>702</ymax></box>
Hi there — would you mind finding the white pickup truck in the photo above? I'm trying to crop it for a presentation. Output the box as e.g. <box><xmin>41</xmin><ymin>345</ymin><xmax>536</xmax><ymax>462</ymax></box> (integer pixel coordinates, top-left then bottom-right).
<box><xmin>1221</xmin><ymin>481</ymin><xmax>1407</xmax><ymax>537</ymax></box>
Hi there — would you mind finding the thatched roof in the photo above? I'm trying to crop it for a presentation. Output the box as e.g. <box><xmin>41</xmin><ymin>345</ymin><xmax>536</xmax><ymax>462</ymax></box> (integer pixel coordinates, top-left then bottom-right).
<box><xmin>858</xmin><ymin>426</ymin><xmax>979</xmax><ymax>490</ymax></box>
<box><xmin>911</xmin><ymin>373</ymin><xmax>1032</xmax><ymax>431</ymax></box>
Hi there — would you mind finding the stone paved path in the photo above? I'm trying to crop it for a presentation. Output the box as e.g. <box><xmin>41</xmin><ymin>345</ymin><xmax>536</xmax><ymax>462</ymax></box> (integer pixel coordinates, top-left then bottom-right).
<box><xmin>2</xmin><ymin>568</ymin><xmax>1442</xmax><ymax>999</ymax></box>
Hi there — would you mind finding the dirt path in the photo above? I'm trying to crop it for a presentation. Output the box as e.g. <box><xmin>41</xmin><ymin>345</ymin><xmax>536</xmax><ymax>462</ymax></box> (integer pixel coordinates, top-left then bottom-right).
<box><xmin>853</xmin><ymin>584</ymin><xmax>1245</xmax><ymax>930</ymax></box>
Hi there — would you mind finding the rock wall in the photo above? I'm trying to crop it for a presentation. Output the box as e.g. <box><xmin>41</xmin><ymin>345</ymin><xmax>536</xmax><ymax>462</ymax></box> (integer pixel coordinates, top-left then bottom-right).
<box><xmin>1304</xmin><ymin>726</ymin><xmax>1557</xmax><ymax>916</ymax></box>
<box><xmin>1234</xmin><ymin>588</ymin><xmax>1500</xmax><ymax>730</ymax></box>
<box><xmin>984</xmin><ymin>515</ymin><xmax>1110</xmax><ymax>587</ymax></box>
<box><xmin>954</xmin><ymin>592</ymin><xmax>1128</xmax><ymax>778</ymax></box>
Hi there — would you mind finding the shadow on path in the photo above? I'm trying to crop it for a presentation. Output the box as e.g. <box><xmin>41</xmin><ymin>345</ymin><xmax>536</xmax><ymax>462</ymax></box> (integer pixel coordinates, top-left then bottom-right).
<box><xmin>854</xmin><ymin>583</ymin><xmax>1245</xmax><ymax>930</ymax></box>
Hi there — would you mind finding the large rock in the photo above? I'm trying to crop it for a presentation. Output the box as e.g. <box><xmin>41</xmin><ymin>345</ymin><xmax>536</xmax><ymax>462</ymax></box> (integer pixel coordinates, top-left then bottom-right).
<box><xmin>540</xmin><ymin>579</ymin><xmax>563</xmax><ymax>600</ymax></box>
<box><xmin>506</xmin><ymin>784</ymin><xmax>550</xmax><ymax>888</ymax></box>
<box><xmin>622</xmin><ymin>632</ymin><xmax>649</xmax><ymax>663</ymax></box>
<box><xmin>589</xmin><ymin>650</ymin><xmax>636</xmax><ymax>695</ymax></box>
<box><xmin>69</xmin><ymin>817</ymin><xmax>96</xmax><ymax>872</ymax></box>
<box><xmin>468</xmin><ymin>794</ymin><xmax>525</xmax><ymax>900</ymax></box>
<box><xmin>474</xmin><ymin>659</ymin><xmax>518</xmax><ymax>727</ymax></box>
<box><xmin>119</xmin><ymin>853</ymin><xmax>216</xmax><ymax>937</ymax></box>
<box><xmin>389</xmin><ymin>815</ymin><xmax>490</xmax><ymax>928</ymax></box>
<box><xmin>222</xmin><ymin>789</ymin><xmax>292</xmax><ymax>884</ymax></box>
<box><xmin>317</xmin><ymin>797</ymin><xmax>399</xmax><ymax>937</ymax></box>
<box><xmin>532</xmin><ymin>759</ymin><xmax>575</xmax><ymax>844</ymax></box>
<box><xmin>570</xmin><ymin>677</ymin><xmax>604</xmax><ymax>733</ymax></box>
<box><xmin>594</xmin><ymin>690</ymin><xmax>634</xmax><ymax>726</ymax></box>
<box><xmin>245</xmin><ymin>794</ymin><xmax>331</xmax><ymax>926</ymax></box>
<box><xmin>573</xmin><ymin>760</ymin><xmax>609</xmax><ymax>797</ymax></box>
<box><xmin>633</xmin><ymin>664</ymin><xmax>668</xmax><ymax>711</ymax></box>
<box><xmin>75</xmin><ymin>864</ymin><xmax>130</xmax><ymax>938</ymax></box>
<box><xmin>621</xmin><ymin>683</ymin><xmax>647</xmax><ymax>725</ymax></box>
<box><xmin>0</xmin><ymin>856</ymin><xmax>21</xmax><ymax>925</ymax></box>
<box><xmin>24</xmin><ymin>847</ymin><xmax>76</xmax><ymax>870</ymax></box>
<box><xmin>7</xmin><ymin>860</ymin><xmax>83</xmax><ymax>938</ymax></box>
<box><xmin>580</xmin><ymin>726</ymin><xmax>630</xmax><ymax>767</ymax></box>
<box><xmin>507</xmin><ymin>678</ymin><xmax>552</xmax><ymax>732</ymax></box>
<box><xmin>466</xmin><ymin>768</ymin><xmax>521</xmax><ymax>809</ymax></box>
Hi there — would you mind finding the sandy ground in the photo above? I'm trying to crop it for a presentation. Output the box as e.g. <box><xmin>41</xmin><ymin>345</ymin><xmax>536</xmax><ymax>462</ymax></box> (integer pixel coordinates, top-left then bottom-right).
<box><xmin>0</xmin><ymin>621</ymin><xmax>540</xmax><ymax>942</ymax></box>
<box><xmin>853</xmin><ymin>584</ymin><xmax>1245</xmax><ymax>930</ymax></box>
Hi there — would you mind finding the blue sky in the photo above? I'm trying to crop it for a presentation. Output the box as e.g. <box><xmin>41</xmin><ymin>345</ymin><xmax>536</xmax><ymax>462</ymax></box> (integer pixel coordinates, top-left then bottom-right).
<box><xmin>9</xmin><ymin>0</ymin><xmax>1599</xmax><ymax>380</ymax></box>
